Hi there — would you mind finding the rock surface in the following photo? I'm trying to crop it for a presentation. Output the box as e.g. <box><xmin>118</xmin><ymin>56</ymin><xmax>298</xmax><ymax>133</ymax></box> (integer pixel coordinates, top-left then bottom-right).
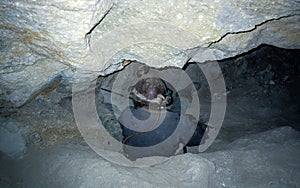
<box><xmin>1</xmin><ymin>0</ymin><xmax>300</xmax><ymax>107</ymax></box>
<box><xmin>1</xmin><ymin>1</ymin><xmax>300</xmax><ymax>185</ymax></box>
<box><xmin>191</xmin><ymin>14</ymin><xmax>300</xmax><ymax>62</ymax></box>
<box><xmin>0</xmin><ymin>118</ymin><xmax>26</xmax><ymax>158</ymax></box>
<box><xmin>88</xmin><ymin>0</ymin><xmax>300</xmax><ymax>71</ymax></box>
<box><xmin>0</xmin><ymin>126</ymin><xmax>298</xmax><ymax>187</ymax></box>
<box><xmin>0</xmin><ymin>44</ymin><xmax>299</xmax><ymax>187</ymax></box>
<box><xmin>203</xmin><ymin>126</ymin><xmax>300</xmax><ymax>188</ymax></box>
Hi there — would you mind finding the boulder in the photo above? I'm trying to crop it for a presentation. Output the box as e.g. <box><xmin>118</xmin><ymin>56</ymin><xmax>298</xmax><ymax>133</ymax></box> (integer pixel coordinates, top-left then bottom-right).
<box><xmin>1</xmin><ymin>0</ymin><xmax>299</xmax><ymax>110</ymax></box>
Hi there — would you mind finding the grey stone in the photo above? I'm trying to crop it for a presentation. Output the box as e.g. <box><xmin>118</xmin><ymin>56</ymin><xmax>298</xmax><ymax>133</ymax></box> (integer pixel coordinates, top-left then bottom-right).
<box><xmin>0</xmin><ymin>118</ymin><xmax>26</xmax><ymax>158</ymax></box>
<box><xmin>3</xmin><ymin>126</ymin><xmax>299</xmax><ymax>188</ymax></box>
<box><xmin>88</xmin><ymin>0</ymin><xmax>300</xmax><ymax>72</ymax></box>
<box><xmin>202</xmin><ymin>126</ymin><xmax>300</xmax><ymax>188</ymax></box>
<box><xmin>18</xmin><ymin>143</ymin><xmax>214</xmax><ymax>188</ymax></box>
<box><xmin>97</xmin><ymin>103</ymin><xmax>123</xmax><ymax>142</ymax></box>
<box><xmin>269</xmin><ymin>80</ymin><xmax>275</xmax><ymax>85</ymax></box>
<box><xmin>191</xmin><ymin>14</ymin><xmax>300</xmax><ymax>62</ymax></box>
<box><xmin>1</xmin><ymin>0</ymin><xmax>300</xmax><ymax>107</ymax></box>
<box><xmin>0</xmin><ymin>59</ymin><xmax>69</xmax><ymax>107</ymax></box>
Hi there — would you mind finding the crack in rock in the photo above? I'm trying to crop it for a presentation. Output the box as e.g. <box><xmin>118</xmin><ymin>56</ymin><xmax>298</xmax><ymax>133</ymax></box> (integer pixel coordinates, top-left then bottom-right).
<box><xmin>85</xmin><ymin>4</ymin><xmax>115</xmax><ymax>48</ymax></box>
<box><xmin>188</xmin><ymin>13</ymin><xmax>300</xmax><ymax>63</ymax></box>
<box><xmin>208</xmin><ymin>13</ymin><xmax>300</xmax><ymax>48</ymax></box>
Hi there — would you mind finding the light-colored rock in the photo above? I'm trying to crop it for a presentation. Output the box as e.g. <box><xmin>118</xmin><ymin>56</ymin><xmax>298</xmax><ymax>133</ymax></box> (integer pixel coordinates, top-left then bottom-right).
<box><xmin>88</xmin><ymin>0</ymin><xmax>300</xmax><ymax>73</ymax></box>
<box><xmin>0</xmin><ymin>0</ymin><xmax>114</xmax><ymax>107</ymax></box>
<box><xmin>2</xmin><ymin>126</ymin><xmax>299</xmax><ymax>187</ymax></box>
<box><xmin>0</xmin><ymin>59</ymin><xmax>68</xmax><ymax>107</ymax></box>
<box><xmin>191</xmin><ymin>14</ymin><xmax>300</xmax><ymax>62</ymax></box>
<box><xmin>202</xmin><ymin>126</ymin><xmax>300</xmax><ymax>187</ymax></box>
<box><xmin>16</xmin><ymin>143</ymin><xmax>214</xmax><ymax>188</ymax></box>
<box><xmin>1</xmin><ymin>0</ymin><xmax>300</xmax><ymax>105</ymax></box>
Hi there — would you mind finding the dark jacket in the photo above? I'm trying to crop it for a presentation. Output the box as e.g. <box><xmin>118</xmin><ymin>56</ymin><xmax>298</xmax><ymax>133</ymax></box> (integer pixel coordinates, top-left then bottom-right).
<box><xmin>118</xmin><ymin>107</ymin><xmax>204</xmax><ymax>160</ymax></box>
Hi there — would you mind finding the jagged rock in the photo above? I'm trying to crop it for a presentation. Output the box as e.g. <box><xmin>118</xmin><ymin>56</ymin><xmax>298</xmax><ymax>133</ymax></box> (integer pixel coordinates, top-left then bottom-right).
<box><xmin>192</xmin><ymin>15</ymin><xmax>300</xmax><ymax>62</ymax></box>
<box><xmin>0</xmin><ymin>0</ymin><xmax>114</xmax><ymax>107</ymax></box>
<box><xmin>88</xmin><ymin>0</ymin><xmax>300</xmax><ymax>72</ymax></box>
<box><xmin>0</xmin><ymin>60</ymin><xmax>68</xmax><ymax>107</ymax></box>
<box><xmin>1</xmin><ymin>0</ymin><xmax>299</xmax><ymax>107</ymax></box>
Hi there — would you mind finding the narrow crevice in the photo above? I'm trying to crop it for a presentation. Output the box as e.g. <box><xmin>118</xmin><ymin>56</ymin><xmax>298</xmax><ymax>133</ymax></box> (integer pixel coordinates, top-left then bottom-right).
<box><xmin>207</xmin><ymin>13</ymin><xmax>300</xmax><ymax>47</ymax></box>
<box><xmin>85</xmin><ymin>4</ymin><xmax>115</xmax><ymax>47</ymax></box>
<box><xmin>184</xmin><ymin>13</ymin><xmax>300</xmax><ymax>65</ymax></box>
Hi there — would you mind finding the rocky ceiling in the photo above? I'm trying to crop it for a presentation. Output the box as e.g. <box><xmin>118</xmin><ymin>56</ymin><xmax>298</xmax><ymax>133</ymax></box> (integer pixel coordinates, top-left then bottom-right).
<box><xmin>1</xmin><ymin>0</ymin><xmax>300</xmax><ymax>108</ymax></box>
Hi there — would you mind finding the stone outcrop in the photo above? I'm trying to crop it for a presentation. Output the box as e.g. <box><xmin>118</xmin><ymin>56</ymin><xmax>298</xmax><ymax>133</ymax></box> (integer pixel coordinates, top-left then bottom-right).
<box><xmin>1</xmin><ymin>0</ymin><xmax>299</xmax><ymax>106</ymax></box>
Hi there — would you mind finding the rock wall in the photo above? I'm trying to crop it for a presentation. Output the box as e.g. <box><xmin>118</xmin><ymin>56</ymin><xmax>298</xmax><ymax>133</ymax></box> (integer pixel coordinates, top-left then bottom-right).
<box><xmin>1</xmin><ymin>0</ymin><xmax>300</xmax><ymax>108</ymax></box>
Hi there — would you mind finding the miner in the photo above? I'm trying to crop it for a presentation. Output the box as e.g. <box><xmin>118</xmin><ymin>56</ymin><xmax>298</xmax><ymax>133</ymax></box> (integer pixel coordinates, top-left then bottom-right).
<box><xmin>118</xmin><ymin>77</ymin><xmax>204</xmax><ymax>160</ymax></box>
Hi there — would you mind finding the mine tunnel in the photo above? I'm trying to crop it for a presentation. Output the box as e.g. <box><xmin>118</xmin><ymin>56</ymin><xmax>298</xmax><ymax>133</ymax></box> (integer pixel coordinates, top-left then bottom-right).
<box><xmin>1</xmin><ymin>1</ymin><xmax>300</xmax><ymax>187</ymax></box>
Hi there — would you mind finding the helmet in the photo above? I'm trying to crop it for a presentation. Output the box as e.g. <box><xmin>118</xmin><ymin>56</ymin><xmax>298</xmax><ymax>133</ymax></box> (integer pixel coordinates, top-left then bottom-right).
<box><xmin>129</xmin><ymin>77</ymin><xmax>172</xmax><ymax>107</ymax></box>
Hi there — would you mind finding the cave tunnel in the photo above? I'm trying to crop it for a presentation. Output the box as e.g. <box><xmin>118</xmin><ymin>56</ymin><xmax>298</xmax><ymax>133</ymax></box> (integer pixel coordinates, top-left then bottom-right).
<box><xmin>1</xmin><ymin>1</ymin><xmax>300</xmax><ymax>187</ymax></box>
